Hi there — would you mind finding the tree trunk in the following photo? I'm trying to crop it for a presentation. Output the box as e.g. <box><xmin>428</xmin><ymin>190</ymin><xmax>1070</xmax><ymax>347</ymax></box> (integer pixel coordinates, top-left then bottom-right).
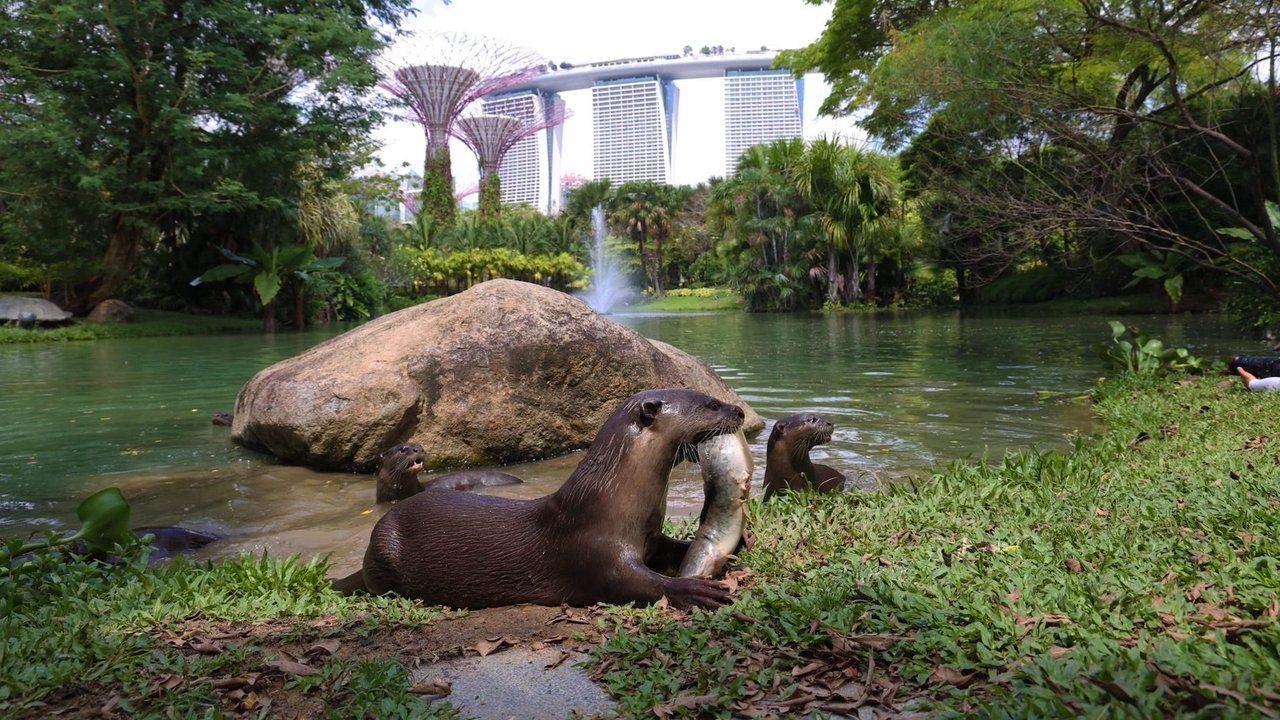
<box><xmin>70</xmin><ymin>214</ymin><xmax>140</xmax><ymax>314</ymax></box>
<box><xmin>826</xmin><ymin>250</ymin><xmax>838</xmax><ymax>305</ymax></box>
<box><xmin>293</xmin><ymin>283</ymin><xmax>305</xmax><ymax>331</ymax></box>
<box><xmin>263</xmin><ymin>299</ymin><xmax>276</xmax><ymax>334</ymax></box>
<box><xmin>867</xmin><ymin>260</ymin><xmax>878</xmax><ymax>302</ymax></box>
<box><xmin>849</xmin><ymin>253</ymin><xmax>863</xmax><ymax>302</ymax></box>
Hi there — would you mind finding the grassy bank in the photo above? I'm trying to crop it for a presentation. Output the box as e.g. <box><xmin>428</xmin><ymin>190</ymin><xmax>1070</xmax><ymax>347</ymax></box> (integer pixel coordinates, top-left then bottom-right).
<box><xmin>595</xmin><ymin>372</ymin><xmax>1280</xmax><ymax>717</ymax></box>
<box><xmin>3</xmin><ymin>372</ymin><xmax>1278</xmax><ymax>717</ymax></box>
<box><xmin>626</xmin><ymin>288</ymin><xmax>746</xmax><ymax>313</ymax></box>
<box><xmin>0</xmin><ymin>309</ymin><xmax>260</xmax><ymax>344</ymax></box>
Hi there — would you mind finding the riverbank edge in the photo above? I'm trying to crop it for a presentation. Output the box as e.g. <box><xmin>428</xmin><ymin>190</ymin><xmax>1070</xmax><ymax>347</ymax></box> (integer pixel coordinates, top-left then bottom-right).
<box><xmin>1</xmin><ymin>290</ymin><xmax>1209</xmax><ymax>345</ymax></box>
<box><xmin>3</xmin><ymin>370</ymin><xmax>1277</xmax><ymax>717</ymax></box>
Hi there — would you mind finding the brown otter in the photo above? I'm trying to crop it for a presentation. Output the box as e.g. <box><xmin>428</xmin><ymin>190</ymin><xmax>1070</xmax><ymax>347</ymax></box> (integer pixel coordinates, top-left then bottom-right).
<box><xmin>375</xmin><ymin>443</ymin><xmax>428</xmax><ymax>503</ymax></box>
<box><xmin>375</xmin><ymin>442</ymin><xmax>522</xmax><ymax>502</ymax></box>
<box><xmin>340</xmin><ymin>388</ymin><xmax>743</xmax><ymax>610</ymax></box>
<box><xmin>762</xmin><ymin>413</ymin><xmax>846</xmax><ymax>500</ymax></box>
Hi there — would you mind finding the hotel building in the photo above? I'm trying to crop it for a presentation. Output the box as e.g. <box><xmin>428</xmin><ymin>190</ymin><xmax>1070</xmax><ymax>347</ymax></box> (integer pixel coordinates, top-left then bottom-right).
<box><xmin>482</xmin><ymin>51</ymin><xmax>814</xmax><ymax>212</ymax></box>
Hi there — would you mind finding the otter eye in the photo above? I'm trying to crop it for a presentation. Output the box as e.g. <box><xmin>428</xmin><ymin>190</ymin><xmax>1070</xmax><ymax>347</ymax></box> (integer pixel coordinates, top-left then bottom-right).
<box><xmin>707</xmin><ymin>400</ymin><xmax>722</xmax><ymax>411</ymax></box>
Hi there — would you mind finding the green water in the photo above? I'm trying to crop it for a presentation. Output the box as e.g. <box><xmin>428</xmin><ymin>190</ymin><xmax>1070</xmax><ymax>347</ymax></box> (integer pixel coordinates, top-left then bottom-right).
<box><xmin>0</xmin><ymin>310</ymin><xmax>1255</xmax><ymax>570</ymax></box>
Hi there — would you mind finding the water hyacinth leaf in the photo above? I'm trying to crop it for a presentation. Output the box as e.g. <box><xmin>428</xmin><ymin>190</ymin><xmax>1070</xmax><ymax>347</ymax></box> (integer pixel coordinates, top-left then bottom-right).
<box><xmin>74</xmin><ymin>487</ymin><xmax>131</xmax><ymax>553</ymax></box>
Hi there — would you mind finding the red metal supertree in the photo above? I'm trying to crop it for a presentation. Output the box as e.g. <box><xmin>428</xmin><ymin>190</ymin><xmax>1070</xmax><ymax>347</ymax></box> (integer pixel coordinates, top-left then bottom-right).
<box><xmin>379</xmin><ymin>31</ymin><xmax>546</xmax><ymax>225</ymax></box>
<box><xmin>453</xmin><ymin>101</ymin><xmax>568</xmax><ymax>218</ymax></box>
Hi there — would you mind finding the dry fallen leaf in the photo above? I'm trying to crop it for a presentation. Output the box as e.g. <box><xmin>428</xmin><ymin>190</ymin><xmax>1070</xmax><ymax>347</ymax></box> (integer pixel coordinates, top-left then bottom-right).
<box><xmin>653</xmin><ymin>694</ymin><xmax>716</xmax><ymax>719</ymax></box>
<box><xmin>473</xmin><ymin>636</ymin><xmax>513</xmax><ymax>657</ymax></box>
<box><xmin>1065</xmin><ymin>558</ymin><xmax>1084</xmax><ymax>573</ymax></box>
<box><xmin>409</xmin><ymin>678</ymin><xmax>452</xmax><ymax>696</ymax></box>
<box><xmin>930</xmin><ymin>666</ymin><xmax>976</xmax><ymax>687</ymax></box>
<box><xmin>306</xmin><ymin>639</ymin><xmax>341</xmax><ymax>657</ymax></box>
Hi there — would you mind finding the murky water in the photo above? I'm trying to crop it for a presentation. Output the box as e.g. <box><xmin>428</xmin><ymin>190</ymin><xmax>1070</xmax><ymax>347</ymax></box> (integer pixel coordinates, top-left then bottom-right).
<box><xmin>0</xmin><ymin>310</ymin><xmax>1255</xmax><ymax>574</ymax></box>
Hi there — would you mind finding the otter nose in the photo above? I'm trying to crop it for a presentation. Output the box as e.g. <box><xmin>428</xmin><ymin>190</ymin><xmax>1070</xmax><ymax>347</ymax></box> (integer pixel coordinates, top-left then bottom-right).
<box><xmin>733</xmin><ymin>406</ymin><xmax>745</xmax><ymax>421</ymax></box>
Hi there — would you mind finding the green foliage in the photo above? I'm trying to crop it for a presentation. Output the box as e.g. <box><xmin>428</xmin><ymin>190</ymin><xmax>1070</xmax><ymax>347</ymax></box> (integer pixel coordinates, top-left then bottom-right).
<box><xmin>1118</xmin><ymin>250</ymin><xmax>1188</xmax><ymax>309</ymax></box>
<box><xmin>420</xmin><ymin>151</ymin><xmax>458</xmax><ymax>226</ymax></box>
<box><xmin>1096</xmin><ymin>320</ymin><xmax>1216</xmax><ymax>376</ymax></box>
<box><xmin>0</xmin><ymin>0</ymin><xmax>413</xmax><ymax>307</ymax></box>
<box><xmin>0</xmin><ymin>545</ymin><xmax>442</xmax><ymax>714</ymax></box>
<box><xmin>594</xmin><ymin>373</ymin><xmax>1280</xmax><ymax>716</ymax></box>
<box><xmin>316</xmin><ymin>270</ymin><xmax>387</xmax><ymax>321</ymax></box>
<box><xmin>0</xmin><ymin>262</ymin><xmax>44</xmax><ymax>292</ymax></box>
<box><xmin>396</xmin><ymin>246</ymin><xmax>588</xmax><ymax>294</ymax></box>
<box><xmin>0</xmin><ymin>309</ymin><xmax>260</xmax><ymax>345</ymax></box>
<box><xmin>976</xmin><ymin>266</ymin><xmax>1067</xmax><ymax>304</ymax></box>
<box><xmin>477</xmin><ymin>171</ymin><xmax>503</xmax><ymax>219</ymax></box>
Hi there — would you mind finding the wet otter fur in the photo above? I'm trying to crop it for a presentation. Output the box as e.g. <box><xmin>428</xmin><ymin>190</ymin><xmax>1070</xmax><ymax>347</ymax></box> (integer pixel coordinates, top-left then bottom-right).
<box><xmin>375</xmin><ymin>443</ymin><xmax>428</xmax><ymax>503</ymax></box>
<box><xmin>762</xmin><ymin>413</ymin><xmax>846</xmax><ymax>500</ymax></box>
<box><xmin>375</xmin><ymin>442</ymin><xmax>523</xmax><ymax>502</ymax></box>
<box><xmin>1228</xmin><ymin>354</ymin><xmax>1280</xmax><ymax>379</ymax></box>
<box><xmin>340</xmin><ymin>388</ymin><xmax>744</xmax><ymax>610</ymax></box>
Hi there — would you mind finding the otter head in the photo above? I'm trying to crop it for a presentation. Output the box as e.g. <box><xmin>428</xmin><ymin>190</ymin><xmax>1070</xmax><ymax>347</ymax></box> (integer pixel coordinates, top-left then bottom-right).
<box><xmin>768</xmin><ymin>413</ymin><xmax>835</xmax><ymax>458</ymax></box>
<box><xmin>628</xmin><ymin>388</ymin><xmax>745</xmax><ymax>451</ymax></box>
<box><xmin>375</xmin><ymin>442</ymin><xmax>426</xmax><ymax>503</ymax></box>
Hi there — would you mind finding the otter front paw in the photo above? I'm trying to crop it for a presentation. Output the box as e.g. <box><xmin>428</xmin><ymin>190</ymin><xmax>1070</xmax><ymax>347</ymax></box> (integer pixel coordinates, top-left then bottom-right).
<box><xmin>664</xmin><ymin>576</ymin><xmax>732</xmax><ymax>610</ymax></box>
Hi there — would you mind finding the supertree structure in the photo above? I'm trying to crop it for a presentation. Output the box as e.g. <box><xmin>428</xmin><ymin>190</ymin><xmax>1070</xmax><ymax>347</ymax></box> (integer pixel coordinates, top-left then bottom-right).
<box><xmin>379</xmin><ymin>31</ymin><xmax>545</xmax><ymax>225</ymax></box>
<box><xmin>453</xmin><ymin>102</ymin><xmax>568</xmax><ymax>218</ymax></box>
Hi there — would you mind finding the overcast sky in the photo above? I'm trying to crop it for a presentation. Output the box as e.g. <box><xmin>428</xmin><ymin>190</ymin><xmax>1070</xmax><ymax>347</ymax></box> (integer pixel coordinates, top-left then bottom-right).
<box><xmin>372</xmin><ymin>0</ymin><xmax>855</xmax><ymax>186</ymax></box>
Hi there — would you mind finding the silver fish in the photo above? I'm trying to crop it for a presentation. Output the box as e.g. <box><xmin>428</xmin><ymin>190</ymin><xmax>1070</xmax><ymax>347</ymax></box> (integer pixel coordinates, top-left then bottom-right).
<box><xmin>678</xmin><ymin>429</ymin><xmax>754</xmax><ymax>578</ymax></box>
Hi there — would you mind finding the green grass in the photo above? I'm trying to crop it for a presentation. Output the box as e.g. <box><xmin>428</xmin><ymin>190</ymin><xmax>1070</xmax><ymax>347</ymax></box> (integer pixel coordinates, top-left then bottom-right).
<box><xmin>0</xmin><ymin>550</ymin><xmax>452</xmax><ymax>717</ymax></box>
<box><xmin>0</xmin><ymin>309</ymin><xmax>261</xmax><ymax>344</ymax></box>
<box><xmin>4</xmin><ymin>370</ymin><xmax>1276</xmax><ymax>717</ymax></box>
<box><xmin>628</xmin><ymin>288</ymin><xmax>746</xmax><ymax>313</ymax></box>
<box><xmin>592</xmin><ymin>372</ymin><xmax>1280</xmax><ymax>717</ymax></box>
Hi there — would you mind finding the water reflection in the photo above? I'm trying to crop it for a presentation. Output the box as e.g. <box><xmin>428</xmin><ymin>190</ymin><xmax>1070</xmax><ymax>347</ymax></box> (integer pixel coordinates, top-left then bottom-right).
<box><xmin>0</xmin><ymin>310</ymin><xmax>1258</xmax><ymax>573</ymax></box>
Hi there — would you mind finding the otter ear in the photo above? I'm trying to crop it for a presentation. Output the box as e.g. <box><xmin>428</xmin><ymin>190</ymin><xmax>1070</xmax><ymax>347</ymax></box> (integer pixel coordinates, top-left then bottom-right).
<box><xmin>639</xmin><ymin>399</ymin><xmax>664</xmax><ymax>426</ymax></box>
<box><xmin>774</xmin><ymin>420</ymin><xmax>787</xmax><ymax>432</ymax></box>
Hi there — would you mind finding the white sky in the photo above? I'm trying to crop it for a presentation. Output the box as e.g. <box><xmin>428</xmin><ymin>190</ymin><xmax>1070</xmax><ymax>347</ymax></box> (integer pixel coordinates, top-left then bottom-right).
<box><xmin>372</xmin><ymin>0</ymin><xmax>857</xmax><ymax>189</ymax></box>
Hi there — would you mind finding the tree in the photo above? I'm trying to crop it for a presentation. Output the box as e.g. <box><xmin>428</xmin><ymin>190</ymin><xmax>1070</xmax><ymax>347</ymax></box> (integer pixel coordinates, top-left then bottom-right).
<box><xmin>608</xmin><ymin>181</ymin><xmax>686</xmax><ymax>298</ymax></box>
<box><xmin>792</xmin><ymin>138</ymin><xmax>897</xmax><ymax>304</ymax></box>
<box><xmin>0</xmin><ymin>0</ymin><xmax>411</xmax><ymax>312</ymax></box>
<box><xmin>776</xmin><ymin>0</ymin><xmax>954</xmax><ymax>117</ymax></box>
<box><xmin>860</xmin><ymin>0</ymin><xmax>1279</xmax><ymax>305</ymax></box>
<box><xmin>195</xmin><ymin>243</ymin><xmax>344</xmax><ymax>333</ymax></box>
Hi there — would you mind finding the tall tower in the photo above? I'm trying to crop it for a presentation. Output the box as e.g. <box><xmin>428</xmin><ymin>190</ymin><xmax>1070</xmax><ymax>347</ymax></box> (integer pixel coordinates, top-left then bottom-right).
<box><xmin>591</xmin><ymin>76</ymin><xmax>674</xmax><ymax>183</ymax></box>
<box><xmin>481</xmin><ymin>91</ymin><xmax>563</xmax><ymax>210</ymax></box>
<box><xmin>378</xmin><ymin>32</ymin><xmax>544</xmax><ymax>224</ymax></box>
<box><xmin>724</xmin><ymin>68</ymin><xmax>803</xmax><ymax>175</ymax></box>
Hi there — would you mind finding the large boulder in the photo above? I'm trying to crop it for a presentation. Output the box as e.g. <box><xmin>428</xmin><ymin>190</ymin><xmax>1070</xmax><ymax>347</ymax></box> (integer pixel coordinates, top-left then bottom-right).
<box><xmin>232</xmin><ymin>279</ymin><xmax>762</xmax><ymax>471</ymax></box>
<box><xmin>86</xmin><ymin>299</ymin><xmax>136</xmax><ymax>323</ymax></box>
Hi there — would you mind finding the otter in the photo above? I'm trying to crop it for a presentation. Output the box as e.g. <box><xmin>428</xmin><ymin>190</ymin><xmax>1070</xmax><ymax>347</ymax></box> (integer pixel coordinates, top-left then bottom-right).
<box><xmin>340</xmin><ymin>388</ymin><xmax>743</xmax><ymax>610</ymax></box>
<box><xmin>375</xmin><ymin>442</ymin><xmax>522</xmax><ymax>502</ymax></box>
<box><xmin>375</xmin><ymin>443</ymin><xmax>427</xmax><ymax>503</ymax></box>
<box><xmin>762</xmin><ymin>413</ymin><xmax>846</xmax><ymax>500</ymax></box>
<box><xmin>1228</xmin><ymin>354</ymin><xmax>1280</xmax><ymax>379</ymax></box>
<box><xmin>132</xmin><ymin>526</ymin><xmax>223</xmax><ymax>561</ymax></box>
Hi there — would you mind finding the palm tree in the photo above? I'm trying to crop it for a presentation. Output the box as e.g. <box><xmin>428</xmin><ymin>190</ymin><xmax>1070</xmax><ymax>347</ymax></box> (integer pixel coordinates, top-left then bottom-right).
<box><xmin>608</xmin><ymin>180</ymin><xmax>682</xmax><ymax>298</ymax></box>
<box><xmin>792</xmin><ymin>137</ymin><xmax>897</xmax><ymax>305</ymax></box>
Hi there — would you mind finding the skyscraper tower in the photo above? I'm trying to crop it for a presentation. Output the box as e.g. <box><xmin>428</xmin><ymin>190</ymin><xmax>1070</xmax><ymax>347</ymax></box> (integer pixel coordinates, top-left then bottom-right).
<box><xmin>591</xmin><ymin>76</ymin><xmax>675</xmax><ymax>183</ymax></box>
<box><xmin>481</xmin><ymin>52</ymin><xmax>813</xmax><ymax>212</ymax></box>
<box><xmin>724</xmin><ymin>68</ymin><xmax>803</xmax><ymax>174</ymax></box>
<box><xmin>481</xmin><ymin>91</ymin><xmax>564</xmax><ymax>209</ymax></box>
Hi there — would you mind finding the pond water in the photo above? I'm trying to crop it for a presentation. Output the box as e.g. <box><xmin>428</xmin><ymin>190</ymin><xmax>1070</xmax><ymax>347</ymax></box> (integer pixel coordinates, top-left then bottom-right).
<box><xmin>0</xmin><ymin>309</ymin><xmax>1255</xmax><ymax>574</ymax></box>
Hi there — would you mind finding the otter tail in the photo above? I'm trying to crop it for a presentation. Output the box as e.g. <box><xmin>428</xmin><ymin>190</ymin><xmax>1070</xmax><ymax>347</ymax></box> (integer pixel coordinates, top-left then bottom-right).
<box><xmin>330</xmin><ymin>569</ymin><xmax>367</xmax><ymax>595</ymax></box>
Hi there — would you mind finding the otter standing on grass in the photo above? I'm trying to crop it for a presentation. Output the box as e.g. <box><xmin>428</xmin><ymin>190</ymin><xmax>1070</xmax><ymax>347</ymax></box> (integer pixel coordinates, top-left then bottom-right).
<box><xmin>762</xmin><ymin>413</ymin><xmax>846</xmax><ymax>500</ymax></box>
<box><xmin>339</xmin><ymin>388</ymin><xmax>743</xmax><ymax>610</ymax></box>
